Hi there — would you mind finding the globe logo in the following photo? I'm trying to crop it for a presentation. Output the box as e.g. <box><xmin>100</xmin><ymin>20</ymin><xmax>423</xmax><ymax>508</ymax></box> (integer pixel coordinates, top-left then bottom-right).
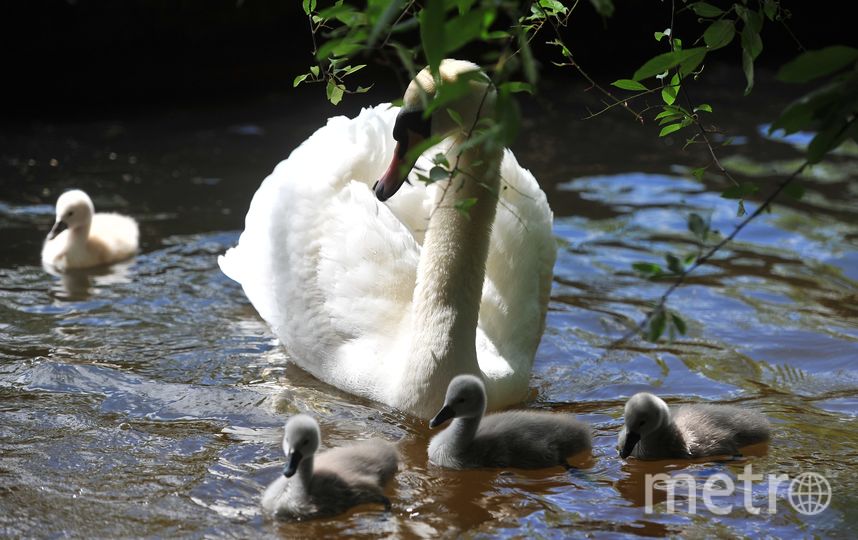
<box><xmin>788</xmin><ymin>472</ymin><xmax>831</xmax><ymax>516</ymax></box>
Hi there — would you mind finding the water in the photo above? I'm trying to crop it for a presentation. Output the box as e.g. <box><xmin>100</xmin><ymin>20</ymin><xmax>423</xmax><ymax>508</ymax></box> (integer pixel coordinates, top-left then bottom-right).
<box><xmin>1</xmin><ymin>73</ymin><xmax>856</xmax><ymax>537</ymax></box>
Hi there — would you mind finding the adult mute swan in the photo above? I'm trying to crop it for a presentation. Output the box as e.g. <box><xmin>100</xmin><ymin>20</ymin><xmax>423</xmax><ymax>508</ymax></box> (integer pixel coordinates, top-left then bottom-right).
<box><xmin>41</xmin><ymin>189</ymin><xmax>139</xmax><ymax>270</ymax></box>
<box><xmin>219</xmin><ymin>59</ymin><xmax>555</xmax><ymax>418</ymax></box>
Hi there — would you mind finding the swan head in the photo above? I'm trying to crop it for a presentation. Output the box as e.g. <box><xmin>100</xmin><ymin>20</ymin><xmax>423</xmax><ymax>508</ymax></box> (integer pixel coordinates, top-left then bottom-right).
<box><xmin>281</xmin><ymin>414</ymin><xmax>321</xmax><ymax>477</ymax></box>
<box><xmin>619</xmin><ymin>392</ymin><xmax>670</xmax><ymax>458</ymax></box>
<box><xmin>49</xmin><ymin>189</ymin><xmax>94</xmax><ymax>239</ymax></box>
<box><xmin>429</xmin><ymin>374</ymin><xmax>487</xmax><ymax>428</ymax></box>
<box><xmin>375</xmin><ymin>59</ymin><xmax>494</xmax><ymax>201</ymax></box>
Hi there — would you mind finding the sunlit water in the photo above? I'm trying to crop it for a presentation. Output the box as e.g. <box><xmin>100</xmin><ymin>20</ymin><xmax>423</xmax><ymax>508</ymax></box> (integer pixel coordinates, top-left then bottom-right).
<box><xmin>1</xmin><ymin>75</ymin><xmax>856</xmax><ymax>537</ymax></box>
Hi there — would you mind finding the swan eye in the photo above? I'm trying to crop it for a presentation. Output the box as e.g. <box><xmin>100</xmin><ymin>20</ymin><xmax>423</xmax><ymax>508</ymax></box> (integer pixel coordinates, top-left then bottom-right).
<box><xmin>302</xmin><ymin>438</ymin><xmax>309</xmax><ymax>446</ymax></box>
<box><xmin>639</xmin><ymin>420</ymin><xmax>647</xmax><ymax>427</ymax></box>
<box><xmin>457</xmin><ymin>398</ymin><xmax>466</xmax><ymax>404</ymax></box>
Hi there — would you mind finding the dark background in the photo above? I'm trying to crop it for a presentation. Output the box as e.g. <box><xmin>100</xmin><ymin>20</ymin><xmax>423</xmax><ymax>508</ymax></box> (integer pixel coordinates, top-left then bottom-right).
<box><xmin>0</xmin><ymin>0</ymin><xmax>852</xmax><ymax>118</ymax></box>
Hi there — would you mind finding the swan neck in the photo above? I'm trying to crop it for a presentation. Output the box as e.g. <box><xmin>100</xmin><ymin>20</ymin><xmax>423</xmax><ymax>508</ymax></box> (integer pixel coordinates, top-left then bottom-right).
<box><xmin>293</xmin><ymin>456</ymin><xmax>314</xmax><ymax>495</ymax></box>
<box><xmin>447</xmin><ymin>414</ymin><xmax>482</xmax><ymax>448</ymax></box>
<box><xmin>398</xmin><ymin>138</ymin><xmax>502</xmax><ymax>417</ymax></box>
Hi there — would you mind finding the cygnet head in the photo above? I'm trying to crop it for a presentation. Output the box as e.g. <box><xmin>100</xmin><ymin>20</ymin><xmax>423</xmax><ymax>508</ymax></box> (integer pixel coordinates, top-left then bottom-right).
<box><xmin>281</xmin><ymin>414</ymin><xmax>321</xmax><ymax>478</ymax></box>
<box><xmin>429</xmin><ymin>374</ymin><xmax>487</xmax><ymax>428</ymax></box>
<box><xmin>619</xmin><ymin>392</ymin><xmax>670</xmax><ymax>458</ymax></box>
<box><xmin>374</xmin><ymin>59</ymin><xmax>494</xmax><ymax>201</ymax></box>
<box><xmin>49</xmin><ymin>189</ymin><xmax>95</xmax><ymax>239</ymax></box>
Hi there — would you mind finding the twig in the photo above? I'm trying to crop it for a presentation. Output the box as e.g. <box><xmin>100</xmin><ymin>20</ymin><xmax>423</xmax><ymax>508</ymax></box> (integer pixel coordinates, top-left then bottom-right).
<box><xmin>609</xmin><ymin>160</ymin><xmax>808</xmax><ymax>348</ymax></box>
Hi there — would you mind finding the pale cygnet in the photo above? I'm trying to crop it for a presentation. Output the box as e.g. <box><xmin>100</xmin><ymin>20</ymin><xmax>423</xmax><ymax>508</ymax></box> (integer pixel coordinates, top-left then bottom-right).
<box><xmin>41</xmin><ymin>189</ymin><xmax>139</xmax><ymax>270</ymax></box>
<box><xmin>618</xmin><ymin>392</ymin><xmax>771</xmax><ymax>460</ymax></box>
<box><xmin>428</xmin><ymin>375</ymin><xmax>592</xmax><ymax>469</ymax></box>
<box><xmin>261</xmin><ymin>414</ymin><xmax>399</xmax><ymax>520</ymax></box>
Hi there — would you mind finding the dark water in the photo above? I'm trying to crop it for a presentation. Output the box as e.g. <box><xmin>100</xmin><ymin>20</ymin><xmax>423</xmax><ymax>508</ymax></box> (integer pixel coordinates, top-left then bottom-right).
<box><xmin>1</xmin><ymin>72</ymin><xmax>856</xmax><ymax>538</ymax></box>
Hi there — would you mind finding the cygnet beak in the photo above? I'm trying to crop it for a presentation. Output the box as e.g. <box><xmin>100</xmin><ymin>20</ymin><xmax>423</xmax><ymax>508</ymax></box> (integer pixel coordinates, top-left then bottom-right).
<box><xmin>48</xmin><ymin>220</ymin><xmax>68</xmax><ymax>240</ymax></box>
<box><xmin>619</xmin><ymin>431</ymin><xmax>641</xmax><ymax>459</ymax></box>
<box><xmin>282</xmin><ymin>449</ymin><xmax>303</xmax><ymax>478</ymax></box>
<box><xmin>429</xmin><ymin>404</ymin><xmax>456</xmax><ymax>428</ymax></box>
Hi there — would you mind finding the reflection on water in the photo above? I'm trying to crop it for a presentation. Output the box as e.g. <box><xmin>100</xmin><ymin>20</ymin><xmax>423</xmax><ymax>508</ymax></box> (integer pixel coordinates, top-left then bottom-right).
<box><xmin>1</xmin><ymin>81</ymin><xmax>857</xmax><ymax>537</ymax></box>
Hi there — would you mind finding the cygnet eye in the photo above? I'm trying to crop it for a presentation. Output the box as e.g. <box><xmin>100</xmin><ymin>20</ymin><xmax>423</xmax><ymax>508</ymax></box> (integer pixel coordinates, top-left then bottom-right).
<box><xmin>639</xmin><ymin>420</ymin><xmax>647</xmax><ymax>427</ymax></box>
<box><xmin>67</xmin><ymin>211</ymin><xmax>74</xmax><ymax>217</ymax></box>
<box><xmin>302</xmin><ymin>438</ymin><xmax>309</xmax><ymax>446</ymax></box>
<box><xmin>457</xmin><ymin>398</ymin><xmax>466</xmax><ymax>404</ymax></box>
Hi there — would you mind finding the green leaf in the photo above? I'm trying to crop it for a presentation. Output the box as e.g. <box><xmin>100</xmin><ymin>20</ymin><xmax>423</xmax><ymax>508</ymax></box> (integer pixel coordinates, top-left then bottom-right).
<box><xmin>454</xmin><ymin>197</ymin><xmax>479</xmax><ymax>218</ymax></box>
<box><xmin>777</xmin><ymin>46</ymin><xmax>858</xmax><ymax>83</ymax></box>
<box><xmin>444</xmin><ymin>9</ymin><xmax>489</xmax><ymax>53</ymax></box>
<box><xmin>808</xmin><ymin>117</ymin><xmax>851</xmax><ymax>163</ymax></box>
<box><xmin>647</xmin><ymin>308</ymin><xmax>667</xmax><ymax>342</ymax></box>
<box><xmin>519</xmin><ymin>26</ymin><xmax>538</xmax><ymax>85</ymax></box>
<box><xmin>694</xmin><ymin>103</ymin><xmax>713</xmax><ymax>113</ymax></box>
<box><xmin>341</xmin><ymin>64</ymin><xmax>367</xmax><ymax>76</ymax></box>
<box><xmin>690</xmin><ymin>167</ymin><xmax>707</xmax><ymax>181</ymax></box>
<box><xmin>763</xmin><ymin>0</ymin><xmax>778</xmax><ymax>20</ymax></box>
<box><xmin>455</xmin><ymin>0</ymin><xmax>477</xmax><ymax>15</ymax></box>
<box><xmin>688</xmin><ymin>212</ymin><xmax>708</xmax><ymax>240</ymax></box>
<box><xmin>368</xmin><ymin>0</ymin><xmax>404</xmax><ymax>47</ymax></box>
<box><xmin>495</xmin><ymin>87</ymin><xmax>521</xmax><ymax>146</ymax></box>
<box><xmin>721</xmin><ymin>182</ymin><xmax>759</xmax><ymax>199</ymax></box>
<box><xmin>500</xmin><ymin>81</ymin><xmax>535</xmax><ymax>94</ymax></box>
<box><xmin>769</xmin><ymin>81</ymin><xmax>844</xmax><ymax>135</ymax></box>
<box><xmin>741</xmin><ymin>49</ymin><xmax>755</xmax><ymax>95</ymax></box>
<box><xmin>632</xmin><ymin>262</ymin><xmax>663</xmax><ymax>276</ymax></box>
<box><xmin>659</xmin><ymin>123</ymin><xmax>684</xmax><ymax>137</ymax></box>
<box><xmin>661</xmin><ymin>74</ymin><xmax>680</xmax><ymax>106</ymax></box>
<box><xmin>736</xmin><ymin>5</ymin><xmax>763</xmax><ymax>34</ymax></box>
<box><xmin>783</xmin><ymin>182</ymin><xmax>805</xmax><ymax>200</ymax></box>
<box><xmin>426</xmin><ymin>71</ymin><xmax>484</xmax><ymax>115</ymax></box>
<box><xmin>326</xmin><ymin>80</ymin><xmax>344</xmax><ymax>105</ymax></box>
<box><xmin>447</xmin><ymin>108</ymin><xmax>465</xmax><ymax>129</ymax></box>
<box><xmin>740</xmin><ymin>26</ymin><xmax>762</xmax><ymax>95</ymax></box>
<box><xmin>741</xmin><ymin>26</ymin><xmax>763</xmax><ymax>59</ymax></box>
<box><xmin>302</xmin><ymin>0</ymin><xmax>316</xmax><ymax>16</ymax></box>
<box><xmin>612</xmin><ymin>79</ymin><xmax>648</xmax><ymax>91</ymax></box>
<box><xmin>654</xmin><ymin>31</ymin><xmax>667</xmax><ymax>42</ymax></box>
<box><xmin>665</xmin><ymin>253</ymin><xmax>684</xmax><ymax>274</ymax></box>
<box><xmin>633</xmin><ymin>48</ymin><xmax>707</xmax><ymax>80</ymax></box>
<box><xmin>671</xmin><ymin>313</ymin><xmax>687</xmax><ymax>335</ymax></box>
<box><xmin>704</xmin><ymin>20</ymin><xmax>735</xmax><ymax>50</ymax></box>
<box><xmin>293</xmin><ymin>73</ymin><xmax>310</xmax><ymax>87</ymax></box>
<box><xmin>310</xmin><ymin>65</ymin><xmax>320</xmax><ymax>76</ymax></box>
<box><xmin>317</xmin><ymin>3</ymin><xmax>357</xmax><ymax>22</ymax></box>
<box><xmin>429</xmin><ymin>166</ymin><xmax>449</xmax><ymax>183</ymax></box>
<box><xmin>419</xmin><ymin>0</ymin><xmax>446</xmax><ymax>75</ymax></box>
<box><xmin>689</xmin><ymin>2</ymin><xmax>724</xmax><ymax>17</ymax></box>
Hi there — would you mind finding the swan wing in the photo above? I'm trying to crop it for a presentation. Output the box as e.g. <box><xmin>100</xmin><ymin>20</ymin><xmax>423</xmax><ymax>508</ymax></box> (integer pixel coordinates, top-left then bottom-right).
<box><xmin>219</xmin><ymin>105</ymin><xmax>419</xmax><ymax>399</ymax></box>
<box><xmin>478</xmin><ymin>150</ymin><xmax>555</xmax><ymax>397</ymax></box>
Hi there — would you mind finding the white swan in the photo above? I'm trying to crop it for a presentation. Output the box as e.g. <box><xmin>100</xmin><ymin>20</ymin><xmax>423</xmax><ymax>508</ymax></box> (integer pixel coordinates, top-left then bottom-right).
<box><xmin>219</xmin><ymin>59</ymin><xmax>555</xmax><ymax>418</ymax></box>
<box><xmin>41</xmin><ymin>189</ymin><xmax>139</xmax><ymax>270</ymax></box>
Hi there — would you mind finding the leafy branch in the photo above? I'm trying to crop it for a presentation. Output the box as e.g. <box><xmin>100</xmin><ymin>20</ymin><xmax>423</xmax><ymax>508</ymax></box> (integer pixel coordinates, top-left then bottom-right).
<box><xmin>295</xmin><ymin>0</ymin><xmax>858</xmax><ymax>345</ymax></box>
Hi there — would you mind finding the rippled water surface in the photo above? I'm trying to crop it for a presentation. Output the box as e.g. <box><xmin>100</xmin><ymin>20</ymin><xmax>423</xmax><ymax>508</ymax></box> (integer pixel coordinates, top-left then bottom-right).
<box><xmin>1</xmin><ymin>75</ymin><xmax>856</xmax><ymax>538</ymax></box>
